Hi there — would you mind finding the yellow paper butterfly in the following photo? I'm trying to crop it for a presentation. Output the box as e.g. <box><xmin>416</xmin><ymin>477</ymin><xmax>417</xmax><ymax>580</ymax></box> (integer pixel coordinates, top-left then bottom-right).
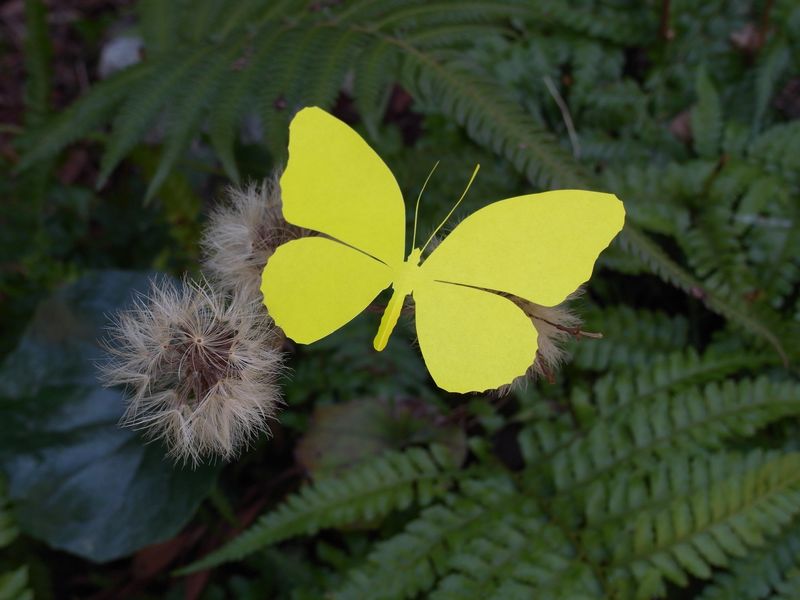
<box><xmin>261</xmin><ymin>107</ymin><xmax>625</xmax><ymax>393</ymax></box>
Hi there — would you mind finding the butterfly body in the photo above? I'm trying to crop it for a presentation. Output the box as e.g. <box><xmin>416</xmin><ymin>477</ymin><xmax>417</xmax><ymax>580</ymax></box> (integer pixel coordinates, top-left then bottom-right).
<box><xmin>261</xmin><ymin>107</ymin><xmax>625</xmax><ymax>393</ymax></box>
<box><xmin>374</xmin><ymin>247</ymin><xmax>423</xmax><ymax>352</ymax></box>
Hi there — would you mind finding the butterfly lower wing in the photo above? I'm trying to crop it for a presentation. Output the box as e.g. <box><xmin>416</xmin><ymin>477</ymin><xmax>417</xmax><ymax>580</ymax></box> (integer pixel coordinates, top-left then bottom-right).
<box><xmin>261</xmin><ymin>237</ymin><xmax>392</xmax><ymax>344</ymax></box>
<box><xmin>280</xmin><ymin>107</ymin><xmax>406</xmax><ymax>267</ymax></box>
<box><xmin>413</xmin><ymin>280</ymin><xmax>538</xmax><ymax>393</ymax></box>
<box><xmin>421</xmin><ymin>190</ymin><xmax>625</xmax><ymax>306</ymax></box>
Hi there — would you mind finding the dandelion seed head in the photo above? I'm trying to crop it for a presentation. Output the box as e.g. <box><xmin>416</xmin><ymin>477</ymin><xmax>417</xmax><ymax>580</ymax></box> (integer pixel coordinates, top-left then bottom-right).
<box><xmin>201</xmin><ymin>177</ymin><xmax>306</xmax><ymax>300</ymax></box>
<box><xmin>100</xmin><ymin>277</ymin><xmax>284</xmax><ymax>465</ymax></box>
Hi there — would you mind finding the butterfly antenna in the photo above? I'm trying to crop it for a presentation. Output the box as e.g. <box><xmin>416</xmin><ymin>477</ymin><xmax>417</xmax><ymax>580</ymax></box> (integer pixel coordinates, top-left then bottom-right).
<box><xmin>411</xmin><ymin>161</ymin><xmax>440</xmax><ymax>251</ymax></box>
<box><xmin>421</xmin><ymin>164</ymin><xmax>480</xmax><ymax>253</ymax></box>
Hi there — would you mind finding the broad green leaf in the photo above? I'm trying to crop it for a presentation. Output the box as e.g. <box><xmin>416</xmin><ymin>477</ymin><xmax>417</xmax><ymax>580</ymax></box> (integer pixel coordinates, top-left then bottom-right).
<box><xmin>296</xmin><ymin>398</ymin><xmax>466</xmax><ymax>476</ymax></box>
<box><xmin>0</xmin><ymin>271</ymin><xmax>220</xmax><ymax>562</ymax></box>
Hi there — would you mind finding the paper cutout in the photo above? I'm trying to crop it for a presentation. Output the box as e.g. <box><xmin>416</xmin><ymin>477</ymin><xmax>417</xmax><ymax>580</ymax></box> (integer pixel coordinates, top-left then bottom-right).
<box><xmin>261</xmin><ymin>107</ymin><xmax>626</xmax><ymax>393</ymax></box>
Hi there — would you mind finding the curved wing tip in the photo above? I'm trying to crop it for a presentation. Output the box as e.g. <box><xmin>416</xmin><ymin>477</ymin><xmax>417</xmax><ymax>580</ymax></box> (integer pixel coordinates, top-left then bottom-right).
<box><xmin>437</xmin><ymin>380</ymin><xmax>510</xmax><ymax>394</ymax></box>
<box><xmin>293</xmin><ymin>105</ymin><xmax>325</xmax><ymax>121</ymax></box>
<box><xmin>434</xmin><ymin>368</ymin><xmax>530</xmax><ymax>394</ymax></box>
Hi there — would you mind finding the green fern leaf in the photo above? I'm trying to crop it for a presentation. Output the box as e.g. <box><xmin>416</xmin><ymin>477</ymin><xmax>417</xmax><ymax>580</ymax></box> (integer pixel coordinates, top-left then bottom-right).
<box><xmin>214</xmin><ymin>0</ymin><xmax>293</xmax><ymax>42</ymax></box>
<box><xmin>550</xmin><ymin>377</ymin><xmax>800</xmax><ymax>497</ymax></box>
<box><xmin>208</xmin><ymin>26</ymin><xmax>286</xmax><ymax>182</ymax></box>
<box><xmin>618</xmin><ymin>224</ymin><xmax>788</xmax><ymax>363</ymax></box>
<box><xmin>748</xmin><ymin>122</ymin><xmax>800</xmax><ymax>187</ymax></box>
<box><xmin>16</xmin><ymin>63</ymin><xmax>153</xmax><ymax>172</ymax></box>
<box><xmin>0</xmin><ymin>566</ymin><xmax>32</xmax><ymax>600</ymax></box>
<box><xmin>334</xmin><ymin>476</ymin><xmax>519</xmax><ymax>600</ymax></box>
<box><xmin>0</xmin><ymin>483</ymin><xmax>18</xmax><ymax>549</ymax></box>
<box><xmin>521</xmin><ymin>0</ymin><xmax>655</xmax><ymax>46</ymax></box>
<box><xmin>353</xmin><ymin>40</ymin><xmax>399</xmax><ymax>139</ymax></box>
<box><xmin>178</xmin><ymin>446</ymin><xmax>457</xmax><ymax>574</ymax></box>
<box><xmin>698</xmin><ymin>522</ymin><xmax>800</xmax><ymax>600</ymax></box>
<box><xmin>678</xmin><ymin>206</ymin><xmax>758</xmax><ymax>299</ymax></box>
<box><xmin>23</xmin><ymin>0</ymin><xmax>51</xmax><ymax>125</ymax></box>
<box><xmin>605</xmin><ymin>451</ymin><xmax>800</xmax><ymax>600</ymax></box>
<box><xmin>691</xmin><ymin>66</ymin><xmax>723</xmax><ymax>158</ymax></box>
<box><xmin>137</xmin><ymin>0</ymin><xmax>179</xmax><ymax>57</ymax></box>
<box><xmin>185</xmin><ymin>0</ymin><xmax>226</xmax><ymax>43</ymax></box>
<box><xmin>429</xmin><ymin>502</ymin><xmax>601</xmax><ymax>600</ymax></box>
<box><xmin>0</xmin><ymin>482</ymin><xmax>30</xmax><ymax>600</ymax></box>
<box><xmin>752</xmin><ymin>41</ymin><xmax>790</xmax><ymax>131</ymax></box>
<box><xmin>145</xmin><ymin>46</ymin><xmax>241</xmax><ymax>201</ymax></box>
<box><xmin>301</xmin><ymin>30</ymin><xmax>369</xmax><ymax>116</ymax></box>
<box><xmin>589</xmin><ymin>349</ymin><xmax>770</xmax><ymax>417</ymax></box>
<box><xmin>573</xmin><ymin>306</ymin><xmax>690</xmax><ymax>371</ymax></box>
<box><xmin>408</xmin><ymin>23</ymin><xmax>511</xmax><ymax>48</ymax></box>
<box><xmin>259</xmin><ymin>27</ymin><xmax>323</xmax><ymax>160</ymax></box>
<box><xmin>400</xmin><ymin>54</ymin><xmax>587</xmax><ymax>189</ymax></box>
<box><xmin>97</xmin><ymin>48</ymin><xmax>218</xmax><ymax>188</ymax></box>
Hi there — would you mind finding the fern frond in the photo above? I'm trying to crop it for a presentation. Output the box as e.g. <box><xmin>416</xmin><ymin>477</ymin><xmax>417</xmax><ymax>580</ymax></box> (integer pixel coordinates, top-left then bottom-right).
<box><xmin>519</xmin><ymin>349</ymin><xmax>771</xmax><ymax>471</ymax></box>
<box><xmin>258</xmin><ymin>26</ymin><xmax>338</xmax><ymax>160</ymax></box>
<box><xmin>215</xmin><ymin>0</ymin><xmax>294</xmax><ymax>42</ymax></box>
<box><xmin>23</xmin><ymin>0</ymin><xmax>51</xmax><ymax>125</ymax></box>
<box><xmin>178</xmin><ymin>446</ymin><xmax>458</xmax><ymax>574</ymax></box>
<box><xmin>589</xmin><ymin>349</ymin><xmax>769</xmax><ymax>416</ymax></box>
<box><xmin>302</xmin><ymin>29</ymin><xmax>370</xmax><ymax>117</ymax></box>
<box><xmin>137</xmin><ymin>0</ymin><xmax>179</xmax><ymax>57</ymax></box>
<box><xmin>572</xmin><ymin>306</ymin><xmax>690</xmax><ymax>371</ymax></box>
<box><xmin>392</xmin><ymin>37</ymin><xmax>787</xmax><ymax>358</ymax></box>
<box><xmin>145</xmin><ymin>46</ymin><xmax>241</xmax><ymax>200</ymax></box>
<box><xmin>679</xmin><ymin>207</ymin><xmax>758</xmax><ymax>299</ymax></box>
<box><xmin>97</xmin><ymin>48</ymin><xmax>220</xmax><ymax>187</ymax></box>
<box><xmin>748</xmin><ymin>122</ymin><xmax>800</xmax><ymax>187</ymax></box>
<box><xmin>408</xmin><ymin>23</ymin><xmax>511</xmax><ymax>48</ymax></box>
<box><xmin>208</xmin><ymin>26</ymin><xmax>286</xmax><ymax>182</ymax></box>
<box><xmin>0</xmin><ymin>566</ymin><xmax>32</xmax><ymax>600</ymax></box>
<box><xmin>604</xmin><ymin>451</ymin><xmax>800</xmax><ymax>600</ymax></box>
<box><xmin>0</xmin><ymin>483</ymin><xmax>30</xmax><ymax>600</ymax></box>
<box><xmin>691</xmin><ymin>66</ymin><xmax>723</xmax><ymax>158</ymax></box>
<box><xmin>698</xmin><ymin>521</ymin><xmax>800</xmax><ymax>600</ymax></box>
<box><xmin>0</xmin><ymin>483</ymin><xmax>18</xmax><ymax>549</ymax></box>
<box><xmin>16</xmin><ymin>63</ymin><xmax>154</xmax><ymax>171</ymax></box>
<box><xmin>370</xmin><ymin>0</ymin><xmax>522</xmax><ymax>30</ymax></box>
<box><xmin>618</xmin><ymin>223</ymin><xmax>788</xmax><ymax>363</ymax></box>
<box><xmin>520</xmin><ymin>0</ymin><xmax>655</xmax><ymax>46</ymax></box>
<box><xmin>184</xmin><ymin>0</ymin><xmax>227</xmax><ymax>43</ymax></box>
<box><xmin>336</xmin><ymin>476</ymin><xmax>525</xmax><ymax>599</ymax></box>
<box><xmin>550</xmin><ymin>377</ymin><xmax>800</xmax><ymax>497</ymax></box>
<box><xmin>353</xmin><ymin>40</ymin><xmax>400</xmax><ymax>139</ymax></box>
<box><xmin>398</xmin><ymin>52</ymin><xmax>589</xmax><ymax>189</ymax></box>
<box><xmin>751</xmin><ymin>41</ymin><xmax>790</xmax><ymax>131</ymax></box>
<box><xmin>429</xmin><ymin>501</ymin><xmax>601</xmax><ymax>600</ymax></box>
<box><xmin>771</xmin><ymin>570</ymin><xmax>800</xmax><ymax>600</ymax></box>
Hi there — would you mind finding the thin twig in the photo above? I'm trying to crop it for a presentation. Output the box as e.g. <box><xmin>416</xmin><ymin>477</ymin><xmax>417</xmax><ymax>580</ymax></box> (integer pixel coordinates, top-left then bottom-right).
<box><xmin>542</xmin><ymin>76</ymin><xmax>580</xmax><ymax>159</ymax></box>
<box><xmin>532</xmin><ymin>315</ymin><xmax>603</xmax><ymax>340</ymax></box>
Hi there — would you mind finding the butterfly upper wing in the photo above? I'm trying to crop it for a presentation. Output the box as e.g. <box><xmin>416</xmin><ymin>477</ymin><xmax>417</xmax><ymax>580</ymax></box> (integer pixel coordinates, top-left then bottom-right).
<box><xmin>412</xmin><ymin>280</ymin><xmax>538</xmax><ymax>393</ymax></box>
<box><xmin>261</xmin><ymin>237</ymin><xmax>392</xmax><ymax>344</ymax></box>
<box><xmin>420</xmin><ymin>190</ymin><xmax>625</xmax><ymax>306</ymax></box>
<box><xmin>280</xmin><ymin>106</ymin><xmax>406</xmax><ymax>267</ymax></box>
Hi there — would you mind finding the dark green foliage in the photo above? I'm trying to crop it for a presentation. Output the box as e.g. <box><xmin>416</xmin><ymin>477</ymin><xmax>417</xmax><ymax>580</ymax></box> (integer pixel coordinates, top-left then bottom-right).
<box><xmin>0</xmin><ymin>272</ymin><xmax>220</xmax><ymax>562</ymax></box>
<box><xmin>0</xmin><ymin>482</ymin><xmax>32</xmax><ymax>600</ymax></box>
<box><xmin>179</xmin><ymin>445</ymin><xmax>458</xmax><ymax>573</ymax></box>
<box><xmin>16</xmin><ymin>0</ymin><xmax>795</xmax><ymax>360</ymax></box>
